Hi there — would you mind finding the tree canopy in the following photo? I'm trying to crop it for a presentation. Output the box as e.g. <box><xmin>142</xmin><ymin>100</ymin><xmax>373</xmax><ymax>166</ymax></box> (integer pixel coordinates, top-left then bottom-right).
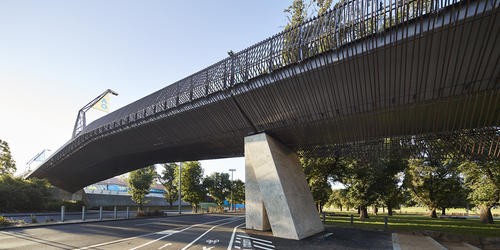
<box><xmin>159</xmin><ymin>163</ymin><xmax>178</xmax><ymax>208</ymax></box>
<box><xmin>203</xmin><ymin>172</ymin><xmax>231</xmax><ymax>208</ymax></box>
<box><xmin>0</xmin><ymin>139</ymin><xmax>16</xmax><ymax>175</ymax></box>
<box><xmin>127</xmin><ymin>165</ymin><xmax>156</xmax><ymax>210</ymax></box>
<box><xmin>176</xmin><ymin>161</ymin><xmax>205</xmax><ymax>212</ymax></box>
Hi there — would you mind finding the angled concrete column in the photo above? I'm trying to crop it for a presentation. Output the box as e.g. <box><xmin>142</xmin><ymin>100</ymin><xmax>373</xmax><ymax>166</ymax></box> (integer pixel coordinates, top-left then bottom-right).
<box><xmin>245</xmin><ymin>133</ymin><xmax>324</xmax><ymax>240</ymax></box>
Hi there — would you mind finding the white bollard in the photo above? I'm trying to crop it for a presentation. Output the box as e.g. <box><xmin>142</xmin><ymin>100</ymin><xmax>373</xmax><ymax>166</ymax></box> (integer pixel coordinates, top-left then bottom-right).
<box><xmin>61</xmin><ymin>206</ymin><xmax>65</xmax><ymax>222</ymax></box>
<box><xmin>99</xmin><ymin>206</ymin><xmax>103</xmax><ymax>221</ymax></box>
<box><xmin>82</xmin><ymin>206</ymin><xmax>86</xmax><ymax>221</ymax></box>
<box><xmin>126</xmin><ymin>206</ymin><xmax>130</xmax><ymax>219</ymax></box>
<box><xmin>113</xmin><ymin>206</ymin><xmax>117</xmax><ymax>219</ymax></box>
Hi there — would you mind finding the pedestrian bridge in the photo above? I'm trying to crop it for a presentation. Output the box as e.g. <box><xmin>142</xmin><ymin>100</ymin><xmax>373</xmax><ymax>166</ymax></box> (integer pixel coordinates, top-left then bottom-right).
<box><xmin>30</xmin><ymin>0</ymin><xmax>498</xmax><ymax>231</ymax></box>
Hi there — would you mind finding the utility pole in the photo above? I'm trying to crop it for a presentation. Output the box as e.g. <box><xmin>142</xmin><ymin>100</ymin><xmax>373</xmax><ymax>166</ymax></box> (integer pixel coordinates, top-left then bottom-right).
<box><xmin>229</xmin><ymin>169</ymin><xmax>236</xmax><ymax>212</ymax></box>
<box><xmin>178</xmin><ymin>162</ymin><xmax>182</xmax><ymax>215</ymax></box>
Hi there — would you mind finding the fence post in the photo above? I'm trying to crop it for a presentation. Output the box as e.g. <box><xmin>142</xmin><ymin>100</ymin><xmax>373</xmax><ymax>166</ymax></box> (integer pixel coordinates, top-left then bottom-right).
<box><xmin>99</xmin><ymin>206</ymin><xmax>103</xmax><ymax>221</ymax></box>
<box><xmin>350</xmin><ymin>214</ymin><xmax>354</xmax><ymax>225</ymax></box>
<box><xmin>61</xmin><ymin>206</ymin><xmax>65</xmax><ymax>222</ymax></box>
<box><xmin>384</xmin><ymin>216</ymin><xmax>388</xmax><ymax>230</ymax></box>
<box><xmin>113</xmin><ymin>206</ymin><xmax>117</xmax><ymax>219</ymax></box>
<box><xmin>82</xmin><ymin>206</ymin><xmax>86</xmax><ymax>221</ymax></box>
<box><xmin>126</xmin><ymin>206</ymin><xmax>130</xmax><ymax>219</ymax></box>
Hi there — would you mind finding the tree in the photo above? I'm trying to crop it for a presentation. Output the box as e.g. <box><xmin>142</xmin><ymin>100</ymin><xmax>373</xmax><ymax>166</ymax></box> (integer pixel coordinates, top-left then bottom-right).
<box><xmin>282</xmin><ymin>0</ymin><xmax>307</xmax><ymax>64</ymax></box>
<box><xmin>460</xmin><ymin>160</ymin><xmax>499</xmax><ymax>224</ymax></box>
<box><xmin>301</xmin><ymin>155</ymin><xmax>338</xmax><ymax>213</ymax></box>
<box><xmin>0</xmin><ymin>139</ymin><xmax>16</xmax><ymax>175</ymax></box>
<box><xmin>339</xmin><ymin>158</ymin><xmax>379</xmax><ymax>220</ymax></box>
<box><xmin>405</xmin><ymin>154</ymin><xmax>465</xmax><ymax>218</ymax></box>
<box><xmin>203</xmin><ymin>172</ymin><xmax>231</xmax><ymax>209</ymax></box>
<box><xmin>176</xmin><ymin>161</ymin><xmax>205</xmax><ymax>213</ymax></box>
<box><xmin>327</xmin><ymin>189</ymin><xmax>351</xmax><ymax>211</ymax></box>
<box><xmin>231</xmin><ymin>179</ymin><xmax>245</xmax><ymax>205</ymax></box>
<box><xmin>158</xmin><ymin>163</ymin><xmax>178</xmax><ymax>208</ymax></box>
<box><xmin>0</xmin><ymin>175</ymin><xmax>53</xmax><ymax>212</ymax></box>
<box><xmin>127</xmin><ymin>165</ymin><xmax>156</xmax><ymax>210</ymax></box>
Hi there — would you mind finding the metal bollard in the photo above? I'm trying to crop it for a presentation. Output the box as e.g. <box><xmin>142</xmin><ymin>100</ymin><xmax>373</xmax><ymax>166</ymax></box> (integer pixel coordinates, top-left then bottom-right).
<box><xmin>99</xmin><ymin>206</ymin><xmax>103</xmax><ymax>221</ymax></box>
<box><xmin>61</xmin><ymin>206</ymin><xmax>65</xmax><ymax>222</ymax></box>
<box><xmin>113</xmin><ymin>206</ymin><xmax>117</xmax><ymax>219</ymax></box>
<box><xmin>82</xmin><ymin>206</ymin><xmax>86</xmax><ymax>221</ymax></box>
<box><xmin>126</xmin><ymin>206</ymin><xmax>130</xmax><ymax>219</ymax></box>
<box><xmin>384</xmin><ymin>216</ymin><xmax>388</xmax><ymax>230</ymax></box>
<box><xmin>350</xmin><ymin>214</ymin><xmax>354</xmax><ymax>225</ymax></box>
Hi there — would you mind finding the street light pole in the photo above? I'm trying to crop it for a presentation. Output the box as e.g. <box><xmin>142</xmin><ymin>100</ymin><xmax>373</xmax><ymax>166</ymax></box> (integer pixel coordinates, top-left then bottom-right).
<box><xmin>229</xmin><ymin>169</ymin><xmax>236</xmax><ymax>212</ymax></box>
<box><xmin>178</xmin><ymin>162</ymin><xmax>182</xmax><ymax>215</ymax></box>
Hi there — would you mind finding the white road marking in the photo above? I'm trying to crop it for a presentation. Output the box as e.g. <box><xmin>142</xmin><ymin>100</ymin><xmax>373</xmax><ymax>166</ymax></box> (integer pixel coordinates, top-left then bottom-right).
<box><xmin>392</xmin><ymin>233</ymin><xmax>401</xmax><ymax>250</ymax></box>
<box><xmin>236</xmin><ymin>234</ymin><xmax>273</xmax><ymax>244</ymax></box>
<box><xmin>132</xmin><ymin>217</ymin><xmax>239</xmax><ymax>250</ymax></box>
<box><xmin>425</xmin><ymin>236</ymin><xmax>447</xmax><ymax>250</ymax></box>
<box><xmin>76</xmin><ymin>217</ymin><xmax>237</xmax><ymax>250</ymax></box>
<box><xmin>252</xmin><ymin>241</ymin><xmax>275</xmax><ymax>248</ymax></box>
<box><xmin>1</xmin><ymin>231</ymin><xmax>69</xmax><ymax>248</ymax></box>
<box><xmin>242</xmin><ymin>239</ymin><xmax>252</xmax><ymax>248</ymax></box>
<box><xmin>227</xmin><ymin>222</ymin><xmax>245</xmax><ymax>250</ymax></box>
<box><xmin>206</xmin><ymin>239</ymin><xmax>220</xmax><ymax>244</ymax></box>
<box><xmin>234</xmin><ymin>246</ymin><xmax>241</xmax><ymax>249</ymax></box>
<box><xmin>158</xmin><ymin>243</ymin><xmax>172</xmax><ymax>249</ymax></box>
<box><xmin>253</xmin><ymin>244</ymin><xmax>274</xmax><ymax>250</ymax></box>
<box><xmin>181</xmin><ymin>218</ymin><xmax>243</xmax><ymax>250</ymax></box>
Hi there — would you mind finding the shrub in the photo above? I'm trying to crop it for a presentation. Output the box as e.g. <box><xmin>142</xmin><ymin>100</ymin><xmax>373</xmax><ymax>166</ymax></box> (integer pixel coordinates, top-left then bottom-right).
<box><xmin>0</xmin><ymin>216</ymin><xmax>13</xmax><ymax>226</ymax></box>
<box><xmin>136</xmin><ymin>209</ymin><xmax>162</xmax><ymax>217</ymax></box>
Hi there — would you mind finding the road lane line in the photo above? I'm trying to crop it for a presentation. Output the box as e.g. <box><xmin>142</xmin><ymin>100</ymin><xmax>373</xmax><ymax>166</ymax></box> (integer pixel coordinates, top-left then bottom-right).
<box><xmin>252</xmin><ymin>241</ymin><xmax>275</xmax><ymax>248</ymax></box>
<box><xmin>182</xmin><ymin>218</ymin><xmax>244</xmax><ymax>250</ymax></box>
<box><xmin>392</xmin><ymin>233</ymin><xmax>401</xmax><ymax>250</ymax></box>
<box><xmin>76</xmin><ymin>216</ymin><xmax>237</xmax><ymax>250</ymax></box>
<box><xmin>227</xmin><ymin>222</ymin><xmax>245</xmax><ymax>250</ymax></box>
<box><xmin>158</xmin><ymin>242</ymin><xmax>172</xmax><ymax>249</ymax></box>
<box><xmin>131</xmin><ymin>217</ymin><xmax>240</xmax><ymax>250</ymax></box>
<box><xmin>1</xmin><ymin>231</ymin><xmax>74</xmax><ymax>249</ymax></box>
<box><xmin>236</xmin><ymin>234</ymin><xmax>273</xmax><ymax>244</ymax></box>
<box><xmin>253</xmin><ymin>244</ymin><xmax>274</xmax><ymax>250</ymax></box>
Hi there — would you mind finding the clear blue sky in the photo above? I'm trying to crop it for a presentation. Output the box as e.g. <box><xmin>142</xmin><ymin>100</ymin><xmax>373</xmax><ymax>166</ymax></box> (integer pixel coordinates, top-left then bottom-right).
<box><xmin>0</xmin><ymin>1</ymin><xmax>299</xmax><ymax>182</ymax></box>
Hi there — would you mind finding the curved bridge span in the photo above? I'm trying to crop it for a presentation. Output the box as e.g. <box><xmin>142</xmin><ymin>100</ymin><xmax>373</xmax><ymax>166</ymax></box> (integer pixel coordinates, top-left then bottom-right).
<box><xmin>31</xmin><ymin>0</ymin><xmax>499</xmax><ymax>194</ymax></box>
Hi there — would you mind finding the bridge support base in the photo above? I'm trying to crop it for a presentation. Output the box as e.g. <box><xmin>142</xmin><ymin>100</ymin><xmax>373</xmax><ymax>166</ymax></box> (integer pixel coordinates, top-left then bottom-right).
<box><xmin>244</xmin><ymin>133</ymin><xmax>324</xmax><ymax>240</ymax></box>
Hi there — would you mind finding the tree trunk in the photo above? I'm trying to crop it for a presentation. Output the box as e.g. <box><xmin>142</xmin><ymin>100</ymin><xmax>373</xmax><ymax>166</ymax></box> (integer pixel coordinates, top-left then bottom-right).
<box><xmin>479</xmin><ymin>205</ymin><xmax>494</xmax><ymax>224</ymax></box>
<box><xmin>387</xmin><ymin>205</ymin><xmax>393</xmax><ymax>216</ymax></box>
<box><xmin>359</xmin><ymin>206</ymin><xmax>369</xmax><ymax>221</ymax></box>
<box><xmin>357</xmin><ymin>207</ymin><xmax>361</xmax><ymax>214</ymax></box>
<box><xmin>441</xmin><ymin>207</ymin><xmax>446</xmax><ymax>216</ymax></box>
<box><xmin>373</xmin><ymin>206</ymin><xmax>378</xmax><ymax>215</ymax></box>
<box><xmin>339</xmin><ymin>205</ymin><xmax>343</xmax><ymax>212</ymax></box>
<box><xmin>429</xmin><ymin>208</ymin><xmax>437</xmax><ymax>218</ymax></box>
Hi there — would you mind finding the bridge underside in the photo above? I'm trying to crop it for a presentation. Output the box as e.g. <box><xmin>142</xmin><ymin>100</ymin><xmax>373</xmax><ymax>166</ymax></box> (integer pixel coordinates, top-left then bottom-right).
<box><xmin>31</xmin><ymin>1</ymin><xmax>499</xmax><ymax>193</ymax></box>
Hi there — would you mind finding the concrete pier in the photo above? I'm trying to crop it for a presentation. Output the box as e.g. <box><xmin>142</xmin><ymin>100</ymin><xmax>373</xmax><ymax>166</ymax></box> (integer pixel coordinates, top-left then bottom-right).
<box><xmin>245</xmin><ymin>133</ymin><xmax>324</xmax><ymax>240</ymax></box>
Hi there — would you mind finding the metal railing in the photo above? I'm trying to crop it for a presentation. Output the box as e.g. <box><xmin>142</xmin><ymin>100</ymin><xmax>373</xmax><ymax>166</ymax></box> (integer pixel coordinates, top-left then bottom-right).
<box><xmin>44</xmin><ymin>0</ymin><xmax>487</xmax><ymax>167</ymax></box>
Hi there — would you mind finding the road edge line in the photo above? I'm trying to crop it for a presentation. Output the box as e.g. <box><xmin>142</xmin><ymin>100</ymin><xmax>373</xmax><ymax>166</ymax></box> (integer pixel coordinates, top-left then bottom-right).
<box><xmin>227</xmin><ymin>222</ymin><xmax>245</xmax><ymax>250</ymax></box>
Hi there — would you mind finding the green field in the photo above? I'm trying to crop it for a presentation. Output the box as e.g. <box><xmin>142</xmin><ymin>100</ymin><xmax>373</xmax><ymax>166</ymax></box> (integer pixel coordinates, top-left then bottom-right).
<box><xmin>323</xmin><ymin>210</ymin><xmax>500</xmax><ymax>238</ymax></box>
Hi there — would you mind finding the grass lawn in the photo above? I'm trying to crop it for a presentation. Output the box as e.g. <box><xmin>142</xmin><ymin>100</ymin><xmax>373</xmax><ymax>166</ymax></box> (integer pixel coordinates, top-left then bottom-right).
<box><xmin>324</xmin><ymin>212</ymin><xmax>500</xmax><ymax>238</ymax></box>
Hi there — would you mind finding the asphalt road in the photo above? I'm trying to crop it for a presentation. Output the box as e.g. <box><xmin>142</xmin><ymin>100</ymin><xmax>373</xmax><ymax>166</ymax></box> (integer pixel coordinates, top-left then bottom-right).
<box><xmin>0</xmin><ymin>214</ymin><xmax>393</xmax><ymax>249</ymax></box>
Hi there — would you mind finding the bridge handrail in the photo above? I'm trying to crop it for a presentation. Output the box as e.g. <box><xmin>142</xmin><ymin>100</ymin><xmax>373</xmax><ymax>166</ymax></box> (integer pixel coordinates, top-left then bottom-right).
<box><xmin>46</xmin><ymin>0</ymin><xmax>479</xmax><ymax>167</ymax></box>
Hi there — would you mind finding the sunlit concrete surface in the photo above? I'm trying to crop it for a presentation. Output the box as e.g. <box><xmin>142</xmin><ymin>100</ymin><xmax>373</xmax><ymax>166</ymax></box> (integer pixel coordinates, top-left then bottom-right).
<box><xmin>245</xmin><ymin>133</ymin><xmax>324</xmax><ymax>240</ymax></box>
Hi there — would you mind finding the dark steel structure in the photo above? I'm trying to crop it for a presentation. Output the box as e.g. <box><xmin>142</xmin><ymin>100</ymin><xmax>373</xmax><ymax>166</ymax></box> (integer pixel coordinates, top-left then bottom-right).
<box><xmin>30</xmin><ymin>0</ymin><xmax>499</xmax><ymax>192</ymax></box>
